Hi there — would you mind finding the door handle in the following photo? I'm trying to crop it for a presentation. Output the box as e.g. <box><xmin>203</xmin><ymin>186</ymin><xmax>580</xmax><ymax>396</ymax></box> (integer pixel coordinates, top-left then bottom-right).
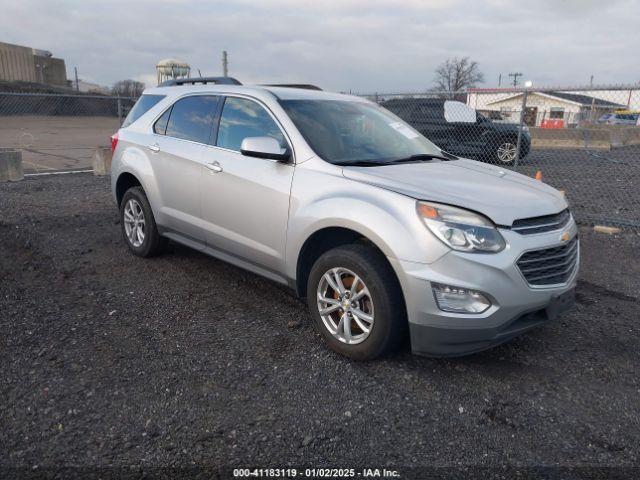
<box><xmin>148</xmin><ymin>143</ymin><xmax>160</xmax><ymax>153</ymax></box>
<box><xmin>206</xmin><ymin>161</ymin><xmax>223</xmax><ymax>173</ymax></box>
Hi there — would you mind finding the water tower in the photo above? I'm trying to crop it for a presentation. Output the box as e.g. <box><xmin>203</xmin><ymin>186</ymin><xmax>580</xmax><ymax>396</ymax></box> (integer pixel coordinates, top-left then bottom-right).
<box><xmin>156</xmin><ymin>58</ymin><xmax>191</xmax><ymax>85</ymax></box>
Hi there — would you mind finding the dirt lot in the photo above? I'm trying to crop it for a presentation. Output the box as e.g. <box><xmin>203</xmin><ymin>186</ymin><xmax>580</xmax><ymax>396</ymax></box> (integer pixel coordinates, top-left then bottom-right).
<box><xmin>0</xmin><ymin>116</ymin><xmax>119</xmax><ymax>172</ymax></box>
<box><xmin>1</xmin><ymin>174</ymin><xmax>639</xmax><ymax>478</ymax></box>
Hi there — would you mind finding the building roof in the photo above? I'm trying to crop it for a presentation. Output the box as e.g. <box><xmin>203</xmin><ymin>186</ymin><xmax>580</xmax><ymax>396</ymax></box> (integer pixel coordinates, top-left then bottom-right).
<box><xmin>546</xmin><ymin>91</ymin><xmax>624</xmax><ymax>108</ymax></box>
<box><xmin>486</xmin><ymin>91</ymin><xmax>625</xmax><ymax>108</ymax></box>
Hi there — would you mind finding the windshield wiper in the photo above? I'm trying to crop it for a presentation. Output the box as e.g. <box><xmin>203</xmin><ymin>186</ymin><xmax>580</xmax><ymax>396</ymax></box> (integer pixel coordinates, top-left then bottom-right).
<box><xmin>334</xmin><ymin>153</ymin><xmax>454</xmax><ymax>167</ymax></box>
<box><xmin>387</xmin><ymin>153</ymin><xmax>451</xmax><ymax>164</ymax></box>
<box><xmin>332</xmin><ymin>160</ymin><xmax>387</xmax><ymax>167</ymax></box>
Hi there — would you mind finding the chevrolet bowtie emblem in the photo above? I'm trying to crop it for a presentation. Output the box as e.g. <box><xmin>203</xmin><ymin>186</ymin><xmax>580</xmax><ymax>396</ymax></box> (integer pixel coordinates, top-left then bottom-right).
<box><xmin>561</xmin><ymin>231</ymin><xmax>570</xmax><ymax>242</ymax></box>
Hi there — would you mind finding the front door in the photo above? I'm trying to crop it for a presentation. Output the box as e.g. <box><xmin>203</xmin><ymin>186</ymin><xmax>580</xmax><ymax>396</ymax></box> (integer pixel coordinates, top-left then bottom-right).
<box><xmin>200</xmin><ymin>96</ymin><xmax>294</xmax><ymax>274</ymax></box>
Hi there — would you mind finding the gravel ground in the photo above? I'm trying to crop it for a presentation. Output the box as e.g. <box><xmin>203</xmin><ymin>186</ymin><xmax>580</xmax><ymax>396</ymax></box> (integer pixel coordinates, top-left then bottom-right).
<box><xmin>1</xmin><ymin>174</ymin><xmax>639</xmax><ymax>479</ymax></box>
<box><xmin>513</xmin><ymin>145</ymin><xmax>640</xmax><ymax>229</ymax></box>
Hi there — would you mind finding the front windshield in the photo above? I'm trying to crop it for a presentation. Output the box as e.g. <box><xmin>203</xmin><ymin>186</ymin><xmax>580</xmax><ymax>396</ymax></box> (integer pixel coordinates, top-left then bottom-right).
<box><xmin>279</xmin><ymin>99</ymin><xmax>442</xmax><ymax>165</ymax></box>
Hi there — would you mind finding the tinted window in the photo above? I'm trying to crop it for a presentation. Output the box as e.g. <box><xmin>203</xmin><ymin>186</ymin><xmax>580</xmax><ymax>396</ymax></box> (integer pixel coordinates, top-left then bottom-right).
<box><xmin>416</xmin><ymin>102</ymin><xmax>444</xmax><ymax>120</ymax></box>
<box><xmin>122</xmin><ymin>94</ymin><xmax>165</xmax><ymax>127</ymax></box>
<box><xmin>382</xmin><ymin>101</ymin><xmax>415</xmax><ymax>119</ymax></box>
<box><xmin>216</xmin><ymin>97</ymin><xmax>285</xmax><ymax>152</ymax></box>
<box><xmin>153</xmin><ymin>107</ymin><xmax>172</xmax><ymax>135</ymax></box>
<box><xmin>165</xmin><ymin>96</ymin><xmax>219</xmax><ymax>144</ymax></box>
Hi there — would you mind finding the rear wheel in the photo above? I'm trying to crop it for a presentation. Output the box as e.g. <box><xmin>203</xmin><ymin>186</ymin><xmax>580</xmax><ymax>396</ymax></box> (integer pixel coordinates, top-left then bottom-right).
<box><xmin>120</xmin><ymin>186</ymin><xmax>167</xmax><ymax>257</ymax></box>
<box><xmin>306</xmin><ymin>243</ymin><xmax>406</xmax><ymax>360</ymax></box>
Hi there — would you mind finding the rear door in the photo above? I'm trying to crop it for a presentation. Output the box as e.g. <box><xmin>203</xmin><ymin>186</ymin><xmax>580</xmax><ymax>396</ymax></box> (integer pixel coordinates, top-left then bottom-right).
<box><xmin>150</xmin><ymin>95</ymin><xmax>219</xmax><ymax>243</ymax></box>
<box><xmin>200</xmin><ymin>96</ymin><xmax>294</xmax><ymax>274</ymax></box>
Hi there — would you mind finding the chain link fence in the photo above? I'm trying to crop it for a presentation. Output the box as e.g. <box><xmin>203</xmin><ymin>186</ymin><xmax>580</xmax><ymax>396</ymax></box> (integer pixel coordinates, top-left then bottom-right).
<box><xmin>0</xmin><ymin>87</ymin><xmax>638</xmax><ymax>230</ymax></box>
<box><xmin>360</xmin><ymin>86</ymin><xmax>640</xmax><ymax>230</ymax></box>
<box><xmin>0</xmin><ymin>92</ymin><xmax>135</xmax><ymax>173</ymax></box>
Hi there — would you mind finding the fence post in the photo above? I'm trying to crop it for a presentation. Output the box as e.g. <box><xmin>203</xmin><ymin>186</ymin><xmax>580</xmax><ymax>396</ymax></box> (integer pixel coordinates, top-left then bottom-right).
<box><xmin>117</xmin><ymin>96</ymin><xmax>123</xmax><ymax>124</ymax></box>
<box><xmin>514</xmin><ymin>87</ymin><xmax>529</xmax><ymax>168</ymax></box>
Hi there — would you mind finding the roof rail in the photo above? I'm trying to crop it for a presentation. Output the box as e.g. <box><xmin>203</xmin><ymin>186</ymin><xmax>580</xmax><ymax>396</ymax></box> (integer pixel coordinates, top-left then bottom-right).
<box><xmin>262</xmin><ymin>84</ymin><xmax>322</xmax><ymax>91</ymax></box>
<box><xmin>158</xmin><ymin>77</ymin><xmax>242</xmax><ymax>87</ymax></box>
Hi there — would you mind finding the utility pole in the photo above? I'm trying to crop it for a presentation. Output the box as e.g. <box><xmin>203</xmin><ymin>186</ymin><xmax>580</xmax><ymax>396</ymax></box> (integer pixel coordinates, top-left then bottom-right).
<box><xmin>74</xmin><ymin>67</ymin><xmax>79</xmax><ymax>91</ymax></box>
<box><xmin>498</xmin><ymin>73</ymin><xmax>502</xmax><ymax>87</ymax></box>
<box><xmin>590</xmin><ymin>75</ymin><xmax>594</xmax><ymax>87</ymax></box>
<box><xmin>509</xmin><ymin>72</ymin><xmax>523</xmax><ymax>87</ymax></box>
<box><xmin>222</xmin><ymin>51</ymin><xmax>228</xmax><ymax>77</ymax></box>
<box><xmin>513</xmin><ymin>79</ymin><xmax>535</xmax><ymax>168</ymax></box>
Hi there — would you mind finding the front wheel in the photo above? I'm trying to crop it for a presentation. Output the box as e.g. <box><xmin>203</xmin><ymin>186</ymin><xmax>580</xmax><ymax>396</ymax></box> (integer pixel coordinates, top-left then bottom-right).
<box><xmin>306</xmin><ymin>243</ymin><xmax>407</xmax><ymax>360</ymax></box>
<box><xmin>494</xmin><ymin>139</ymin><xmax>518</xmax><ymax>166</ymax></box>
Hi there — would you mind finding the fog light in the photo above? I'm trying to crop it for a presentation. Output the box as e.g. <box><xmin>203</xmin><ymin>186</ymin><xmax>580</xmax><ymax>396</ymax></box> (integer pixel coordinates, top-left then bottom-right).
<box><xmin>432</xmin><ymin>283</ymin><xmax>491</xmax><ymax>314</ymax></box>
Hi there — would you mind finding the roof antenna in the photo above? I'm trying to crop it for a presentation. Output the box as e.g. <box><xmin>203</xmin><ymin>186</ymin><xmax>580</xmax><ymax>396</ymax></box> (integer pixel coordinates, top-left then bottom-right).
<box><xmin>198</xmin><ymin>69</ymin><xmax>202</xmax><ymax>78</ymax></box>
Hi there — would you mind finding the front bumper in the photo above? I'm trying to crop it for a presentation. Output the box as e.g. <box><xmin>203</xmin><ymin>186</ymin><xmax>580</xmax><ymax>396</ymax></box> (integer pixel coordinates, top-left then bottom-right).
<box><xmin>390</xmin><ymin>222</ymin><xmax>579</xmax><ymax>357</ymax></box>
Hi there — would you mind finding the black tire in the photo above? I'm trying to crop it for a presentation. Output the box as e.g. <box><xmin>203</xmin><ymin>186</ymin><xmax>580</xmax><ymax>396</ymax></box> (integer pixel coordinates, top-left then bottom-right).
<box><xmin>120</xmin><ymin>186</ymin><xmax>167</xmax><ymax>257</ymax></box>
<box><xmin>306</xmin><ymin>243</ymin><xmax>407</xmax><ymax>360</ymax></box>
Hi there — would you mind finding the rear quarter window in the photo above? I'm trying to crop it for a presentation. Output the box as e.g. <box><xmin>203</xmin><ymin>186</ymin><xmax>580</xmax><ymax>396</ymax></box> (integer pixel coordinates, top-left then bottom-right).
<box><xmin>165</xmin><ymin>96</ymin><xmax>219</xmax><ymax>144</ymax></box>
<box><xmin>122</xmin><ymin>94</ymin><xmax>166</xmax><ymax>128</ymax></box>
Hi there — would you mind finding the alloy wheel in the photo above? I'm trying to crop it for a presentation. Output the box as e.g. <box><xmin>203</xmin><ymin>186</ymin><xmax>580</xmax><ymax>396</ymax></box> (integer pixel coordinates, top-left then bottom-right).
<box><xmin>123</xmin><ymin>199</ymin><xmax>146</xmax><ymax>248</ymax></box>
<box><xmin>497</xmin><ymin>141</ymin><xmax>518</xmax><ymax>163</ymax></box>
<box><xmin>316</xmin><ymin>267</ymin><xmax>374</xmax><ymax>345</ymax></box>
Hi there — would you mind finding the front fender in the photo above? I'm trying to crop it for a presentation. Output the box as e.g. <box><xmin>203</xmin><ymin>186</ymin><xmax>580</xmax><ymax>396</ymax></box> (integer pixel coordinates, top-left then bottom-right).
<box><xmin>285</xmin><ymin>161</ymin><xmax>449</xmax><ymax>281</ymax></box>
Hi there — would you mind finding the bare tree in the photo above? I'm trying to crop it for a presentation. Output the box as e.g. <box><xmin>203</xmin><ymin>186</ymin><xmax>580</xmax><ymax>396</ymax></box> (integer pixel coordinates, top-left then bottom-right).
<box><xmin>112</xmin><ymin>79</ymin><xmax>145</xmax><ymax>98</ymax></box>
<box><xmin>434</xmin><ymin>57</ymin><xmax>484</xmax><ymax>94</ymax></box>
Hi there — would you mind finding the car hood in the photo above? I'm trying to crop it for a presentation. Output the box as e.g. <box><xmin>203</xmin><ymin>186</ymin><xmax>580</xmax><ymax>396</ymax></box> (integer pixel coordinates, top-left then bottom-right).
<box><xmin>341</xmin><ymin>159</ymin><xmax>567</xmax><ymax>226</ymax></box>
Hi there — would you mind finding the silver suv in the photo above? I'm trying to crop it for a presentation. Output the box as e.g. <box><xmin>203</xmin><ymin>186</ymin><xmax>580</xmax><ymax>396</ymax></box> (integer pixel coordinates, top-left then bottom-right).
<box><xmin>111</xmin><ymin>78</ymin><xmax>579</xmax><ymax>360</ymax></box>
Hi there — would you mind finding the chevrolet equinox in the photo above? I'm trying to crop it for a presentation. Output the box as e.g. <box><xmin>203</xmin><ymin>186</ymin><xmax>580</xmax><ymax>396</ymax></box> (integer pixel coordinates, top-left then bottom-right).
<box><xmin>110</xmin><ymin>78</ymin><xmax>578</xmax><ymax>360</ymax></box>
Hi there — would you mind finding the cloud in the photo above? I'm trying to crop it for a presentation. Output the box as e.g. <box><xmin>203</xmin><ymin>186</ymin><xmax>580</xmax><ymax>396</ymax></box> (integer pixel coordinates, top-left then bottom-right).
<box><xmin>1</xmin><ymin>0</ymin><xmax>638</xmax><ymax>92</ymax></box>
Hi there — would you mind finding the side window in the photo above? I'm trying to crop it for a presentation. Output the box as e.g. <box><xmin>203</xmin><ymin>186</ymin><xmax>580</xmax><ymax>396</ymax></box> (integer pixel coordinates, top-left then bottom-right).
<box><xmin>153</xmin><ymin>107</ymin><xmax>172</xmax><ymax>135</ymax></box>
<box><xmin>165</xmin><ymin>96</ymin><xmax>219</xmax><ymax>144</ymax></box>
<box><xmin>550</xmin><ymin>107</ymin><xmax>565</xmax><ymax>119</ymax></box>
<box><xmin>416</xmin><ymin>103</ymin><xmax>444</xmax><ymax>122</ymax></box>
<box><xmin>121</xmin><ymin>94</ymin><xmax>165</xmax><ymax>128</ymax></box>
<box><xmin>216</xmin><ymin>97</ymin><xmax>286</xmax><ymax>152</ymax></box>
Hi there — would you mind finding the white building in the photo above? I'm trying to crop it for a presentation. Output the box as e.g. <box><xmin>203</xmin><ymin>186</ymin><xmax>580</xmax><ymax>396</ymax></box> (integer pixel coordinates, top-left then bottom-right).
<box><xmin>467</xmin><ymin>88</ymin><xmax>638</xmax><ymax>127</ymax></box>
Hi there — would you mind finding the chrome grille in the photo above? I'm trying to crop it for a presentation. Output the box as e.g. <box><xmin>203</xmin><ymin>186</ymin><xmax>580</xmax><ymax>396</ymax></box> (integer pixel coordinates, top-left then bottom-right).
<box><xmin>517</xmin><ymin>236</ymin><xmax>579</xmax><ymax>286</ymax></box>
<box><xmin>512</xmin><ymin>209</ymin><xmax>571</xmax><ymax>235</ymax></box>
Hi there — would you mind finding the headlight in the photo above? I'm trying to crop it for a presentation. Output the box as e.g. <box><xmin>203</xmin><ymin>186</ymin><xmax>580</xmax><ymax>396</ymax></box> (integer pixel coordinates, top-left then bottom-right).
<box><xmin>417</xmin><ymin>201</ymin><xmax>506</xmax><ymax>253</ymax></box>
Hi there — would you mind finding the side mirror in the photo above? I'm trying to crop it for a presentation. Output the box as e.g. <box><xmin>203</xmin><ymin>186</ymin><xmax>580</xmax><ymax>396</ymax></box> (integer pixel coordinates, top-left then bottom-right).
<box><xmin>240</xmin><ymin>136</ymin><xmax>290</xmax><ymax>162</ymax></box>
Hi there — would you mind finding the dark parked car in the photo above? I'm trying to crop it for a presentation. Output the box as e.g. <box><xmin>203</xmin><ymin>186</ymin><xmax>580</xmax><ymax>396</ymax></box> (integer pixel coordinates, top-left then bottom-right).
<box><xmin>381</xmin><ymin>98</ymin><xmax>531</xmax><ymax>166</ymax></box>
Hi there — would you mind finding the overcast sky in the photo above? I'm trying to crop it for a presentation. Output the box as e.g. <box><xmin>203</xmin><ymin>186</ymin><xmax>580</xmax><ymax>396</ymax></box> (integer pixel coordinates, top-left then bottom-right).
<box><xmin>2</xmin><ymin>0</ymin><xmax>639</xmax><ymax>92</ymax></box>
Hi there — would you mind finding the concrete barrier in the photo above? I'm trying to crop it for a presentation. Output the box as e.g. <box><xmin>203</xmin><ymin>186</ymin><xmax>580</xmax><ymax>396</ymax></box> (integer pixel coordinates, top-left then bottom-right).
<box><xmin>530</xmin><ymin>128</ymin><xmax>611</xmax><ymax>150</ymax></box>
<box><xmin>0</xmin><ymin>148</ymin><xmax>24</xmax><ymax>181</ymax></box>
<box><xmin>530</xmin><ymin>126</ymin><xmax>640</xmax><ymax>150</ymax></box>
<box><xmin>92</xmin><ymin>146</ymin><xmax>112</xmax><ymax>176</ymax></box>
<box><xmin>607</xmin><ymin>127</ymin><xmax>640</xmax><ymax>148</ymax></box>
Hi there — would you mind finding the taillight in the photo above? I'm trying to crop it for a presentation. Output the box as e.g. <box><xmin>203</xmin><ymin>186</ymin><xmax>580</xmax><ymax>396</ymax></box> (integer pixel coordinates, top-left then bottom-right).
<box><xmin>110</xmin><ymin>132</ymin><xmax>119</xmax><ymax>154</ymax></box>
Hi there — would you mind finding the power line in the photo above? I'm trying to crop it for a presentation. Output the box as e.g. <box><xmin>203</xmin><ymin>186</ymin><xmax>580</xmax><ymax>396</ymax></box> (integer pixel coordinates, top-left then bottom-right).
<box><xmin>508</xmin><ymin>72</ymin><xmax>523</xmax><ymax>87</ymax></box>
